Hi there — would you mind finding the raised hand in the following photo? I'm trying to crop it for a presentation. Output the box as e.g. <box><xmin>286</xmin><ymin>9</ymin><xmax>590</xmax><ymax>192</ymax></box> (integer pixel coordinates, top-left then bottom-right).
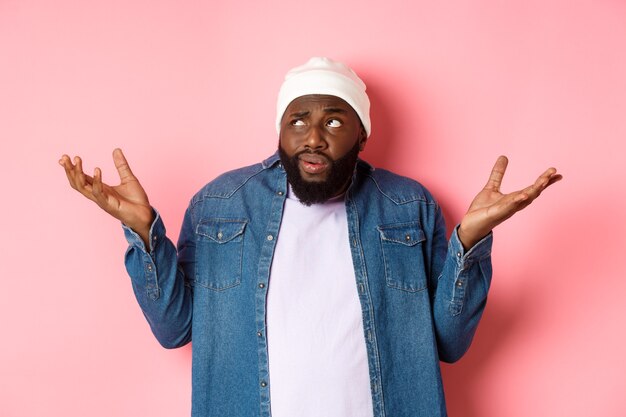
<box><xmin>458</xmin><ymin>156</ymin><xmax>562</xmax><ymax>250</ymax></box>
<box><xmin>59</xmin><ymin>148</ymin><xmax>155</xmax><ymax>245</ymax></box>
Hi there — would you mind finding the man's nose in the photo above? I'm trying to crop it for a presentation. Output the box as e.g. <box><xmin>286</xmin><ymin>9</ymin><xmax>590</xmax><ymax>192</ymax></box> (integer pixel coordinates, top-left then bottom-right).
<box><xmin>305</xmin><ymin>125</ymin><xmax>327</xmax><ymax>149</ymax></box>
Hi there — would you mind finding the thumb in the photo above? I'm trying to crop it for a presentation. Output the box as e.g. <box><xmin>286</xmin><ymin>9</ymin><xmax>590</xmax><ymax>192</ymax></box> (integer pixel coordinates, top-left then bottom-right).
<box><xmin>112</xmin><ymin>148</ymin><xmax>136</xmax><ymax>182</ymax></box>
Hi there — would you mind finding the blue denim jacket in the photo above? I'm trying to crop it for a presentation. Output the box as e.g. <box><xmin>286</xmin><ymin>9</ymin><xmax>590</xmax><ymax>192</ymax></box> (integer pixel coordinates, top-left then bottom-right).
<box><xmin>123</xmin><ymin>152</ymin><xmax>493</xmax><ymax>417</ymax></box>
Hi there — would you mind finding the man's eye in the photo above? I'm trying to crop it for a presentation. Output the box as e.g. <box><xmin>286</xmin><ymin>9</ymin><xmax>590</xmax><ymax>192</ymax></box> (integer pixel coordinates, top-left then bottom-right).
<box><xmin>327</xmin><ymin>119</ymin><xmax>342</xmax><ymax>127</ymax></box>
<box><xmin>291</xmin><ymin>119</ymin><xmax>305</xmax><ymax>126</ymax></box>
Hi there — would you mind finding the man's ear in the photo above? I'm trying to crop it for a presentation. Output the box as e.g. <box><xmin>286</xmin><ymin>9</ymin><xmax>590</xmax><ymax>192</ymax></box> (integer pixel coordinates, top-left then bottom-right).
<box><xmin>358</xmin><ymin>125</ymin><xmax>368</xmax><ymax>151</ymax></box>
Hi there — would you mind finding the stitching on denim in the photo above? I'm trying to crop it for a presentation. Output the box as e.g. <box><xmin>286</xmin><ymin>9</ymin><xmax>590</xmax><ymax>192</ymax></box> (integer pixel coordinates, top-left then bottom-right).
<box><xmin>366</xmin><ymin>173</ymin><xmax>434</xmax><ymax>205</ymax></box>
<box><xmin>190</xmin><ymin>164</ymin><xmax>269</xmax><ymax>207</ymax></box>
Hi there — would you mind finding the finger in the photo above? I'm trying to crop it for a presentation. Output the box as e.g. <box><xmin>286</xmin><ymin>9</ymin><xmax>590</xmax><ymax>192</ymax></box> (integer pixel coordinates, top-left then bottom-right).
<box><xmin>546</xmin><ymin>173</ymin><xmax>563</xmax><ymax>187</ymax></box>
<box><xmin>544</xmin><ymin>167</ymin><xmax>562</xmax><ymax>180</ymax></box>
<box><xmin>59</xmin><ymin>155</ymin><xmax>78</xmax><ymax>189</ymax></box>
<box><xmin>515</xmin><ymin>168</ymin><xmax>563</xmax><ymax>205</ymax></box>
<box><xmin>539</xmin><ymin>167</ymin><xmax>558</xmax><ymax>181</ymax></box>
<box><xmin>526</xmin><ymin>168</ymin><xmax>560</xmax><ymax>196</ymax></box>
<box><xmin>72</xmin><ymin>158</ymin><xmax>95</xmax><ymax>185</ymax></box>
<box><xmin>73</xmin><ymin>156</ymin><xmax>87</xmax><ymax>190</ymax></box>
<box><xmin>58</xmin><ymin>154</ymin><xmax>72</xmax><ymax>169</ymax></box>
<box><xmin>92</xmin><ymin>167</ymin><xmax>107</xmax><ymax>207</ymax></box>
<box><xmin>113</xmin><ymin>148</ymin><xmax>135</xmax><ymax>182</ymax></box>
<box><xmin>72</xmin><ymin>156</ymin><xmax>97</xmax><ymax>199</ymax></box>
<box><xmin>484</xmin><ymin>155</ymin><xmax>508</xmax><ymax>191</ymax></box>
<box><xmin>531</xmin><ymin>171</ymin><xmax>562</xmax><ymax>195</ymax></box>
<box><xmin>491</xmin><ymin>190</ymin><xmax>536</xmax><ymax>222</ymax></box>
<box><xmin>512</xmin><ymin>191</ymin><xmax>531</xmax><ymax>204</ymax></box>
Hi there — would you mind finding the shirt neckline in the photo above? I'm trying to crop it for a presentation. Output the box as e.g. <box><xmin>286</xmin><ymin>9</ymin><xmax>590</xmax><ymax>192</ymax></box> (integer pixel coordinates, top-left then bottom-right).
<box><xmin>286</xmin><ymin>183</ymin><xmax>347</xmax><ymax>204</ymax></box>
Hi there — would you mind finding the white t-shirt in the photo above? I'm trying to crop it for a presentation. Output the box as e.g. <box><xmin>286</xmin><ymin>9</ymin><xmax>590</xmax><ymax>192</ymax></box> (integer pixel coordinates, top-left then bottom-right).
<box><xmin>266</xmin><ymin>187</ymin><xmax>374</xmax><ymax>417</ymax></box>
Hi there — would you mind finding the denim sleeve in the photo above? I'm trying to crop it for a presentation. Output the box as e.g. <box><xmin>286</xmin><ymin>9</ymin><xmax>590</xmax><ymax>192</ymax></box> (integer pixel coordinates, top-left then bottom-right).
<box><xmin>122</xmin><ymin>209</ymin><xmax>193</xmax><ymax>349</ymax></box>
<box><xmin>431</xmin><ymin>206</ymin><xmax>493</xmax><ymax>363</ymax></box>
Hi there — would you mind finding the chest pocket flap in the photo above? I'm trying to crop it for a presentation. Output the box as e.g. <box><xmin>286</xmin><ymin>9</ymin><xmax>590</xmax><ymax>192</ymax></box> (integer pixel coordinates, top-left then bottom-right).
<box><xmin>196</xmin><ymin>219</ymin><xmax>247</xmax><ymax>244</ymax></box>
<box><xmin>377</xmin><ymin>222</ymin><xmax>428</xmax><ymax>292</ymax></box>
<box><xmin>378</xmin><ymin>223</ymin><xmax>425</xmax><ymax>246</ymax></box>
<box><xmin>195</xmin><ymin>218</ymin><xmax>248</xmax><ymax>291</ymax></box>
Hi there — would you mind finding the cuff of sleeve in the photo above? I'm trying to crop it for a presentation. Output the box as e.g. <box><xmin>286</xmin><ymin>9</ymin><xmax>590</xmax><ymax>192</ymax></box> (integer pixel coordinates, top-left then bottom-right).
<box><xmin>122</xmin><ymin>209</ymin><xmax>164</xmax><ymax>253</ymax></box>
<box><xmin>449</xmin><ymin>225</ymin><xmax>493</xmax><ymax>269</ymax></box>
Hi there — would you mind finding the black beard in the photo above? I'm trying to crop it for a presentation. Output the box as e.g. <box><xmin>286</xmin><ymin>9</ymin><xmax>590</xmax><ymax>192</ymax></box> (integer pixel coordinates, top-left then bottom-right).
<box><xmin>278</xmin><ymin>142</ymin><xmax>360</xmax><ymax>206</ymax></box>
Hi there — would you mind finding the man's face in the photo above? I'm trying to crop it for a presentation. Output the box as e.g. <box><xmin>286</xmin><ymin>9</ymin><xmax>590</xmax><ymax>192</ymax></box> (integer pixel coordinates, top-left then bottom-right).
<box><xmin>278</xmin><ymin>94</ymin><xmax>367</xmax><ymax>205</ymax></box>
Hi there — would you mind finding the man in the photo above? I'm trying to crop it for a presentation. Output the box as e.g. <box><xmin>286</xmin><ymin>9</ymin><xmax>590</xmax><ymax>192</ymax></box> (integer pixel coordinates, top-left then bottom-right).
<box><xmin>59</xmin><ymin>57</ymin><xmax>561</xmax><ymax>417</ymax></box>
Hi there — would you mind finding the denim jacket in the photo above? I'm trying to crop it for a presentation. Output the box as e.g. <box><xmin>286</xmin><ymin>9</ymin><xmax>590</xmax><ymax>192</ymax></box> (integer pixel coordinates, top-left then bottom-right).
<box><xmin>123</xmin><ymin>152</ymin><xmax>493</xmax><ymax>417</ymax></box>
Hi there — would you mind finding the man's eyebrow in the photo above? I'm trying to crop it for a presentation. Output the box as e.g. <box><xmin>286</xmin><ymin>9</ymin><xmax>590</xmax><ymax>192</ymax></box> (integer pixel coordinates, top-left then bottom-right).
<box><xmin>287</xmin><ymin>110</ymin><xmax>310</xmax><ymax>118</ymax></box>
<box><xmin>324</xmin><ymin>107</ymin><xmax>348</xmax><ymax>114</ymax></box>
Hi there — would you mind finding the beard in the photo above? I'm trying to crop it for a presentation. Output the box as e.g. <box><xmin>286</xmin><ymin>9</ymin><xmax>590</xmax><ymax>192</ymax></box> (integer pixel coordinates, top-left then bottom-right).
<box><xmin>278</xmin><ymin>141</ymin><xmax>361</xmax><ymax>206</ymax></box>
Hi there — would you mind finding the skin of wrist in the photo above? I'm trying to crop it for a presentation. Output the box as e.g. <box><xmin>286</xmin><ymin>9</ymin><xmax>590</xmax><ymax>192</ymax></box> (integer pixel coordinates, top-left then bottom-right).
<box><xmin>457</xmin><ymin>224</ymin><xmax>487</xmax><ymax>251</ymax></box>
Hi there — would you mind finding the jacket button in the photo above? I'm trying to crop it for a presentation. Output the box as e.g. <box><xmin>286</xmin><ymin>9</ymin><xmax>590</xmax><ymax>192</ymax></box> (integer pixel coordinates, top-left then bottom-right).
<box><xmin>259</xmin><ymin>283</ymin><xmax>265</xmax><ymax>289</ymax></box>
<box><xmin>260</xmin><ymin>381</ymin><xmax>267</xmax><ymax>387</ymax></box>
<box><xmin>267</xmin><ymin>235</ymin><xmax>274</xmax><ymax>241</ymax></box>
<box><xmin>257</xmin><ymin>331</ymin><xmax>263</xmax><ymax>337</ymax></box>
<box><xmin>277</xmin><ymin>191</ymin><xmax>284</xmax><ymax>196</ymax></box>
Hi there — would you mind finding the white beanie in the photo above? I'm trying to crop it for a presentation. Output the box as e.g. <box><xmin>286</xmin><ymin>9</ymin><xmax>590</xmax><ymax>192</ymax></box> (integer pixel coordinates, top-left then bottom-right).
<box><xmin>276</xmin><ymin>57</ymin><xmax>371</xmax><ymax>137</ymax></box>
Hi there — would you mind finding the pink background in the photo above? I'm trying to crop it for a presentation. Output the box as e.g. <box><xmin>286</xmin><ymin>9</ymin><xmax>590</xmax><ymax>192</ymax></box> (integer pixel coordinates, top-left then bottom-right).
<box><xmin>1</xmin><ymin>1</ymin><xmax>625</xmax><ymax>416</ymax></box>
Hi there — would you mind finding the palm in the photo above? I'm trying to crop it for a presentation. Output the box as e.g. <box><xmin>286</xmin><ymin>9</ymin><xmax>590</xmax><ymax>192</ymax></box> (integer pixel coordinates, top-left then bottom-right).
<box><xmin>99</xmin><ymin>175</ymin><xmax>152</xmax><ymax>226</ymax></box>
<box><xmin>59</xmin><ymin>148</ymin><xmax>154</xmax><ymax>239</ymax></box>
<box><xmin>458</xmin><ymin>156</ymin><xmax>562</xmax><ymax>249</ymax></box>
<box><xmin>467</xmin><ymin>188</ymin><xmax>507</xmax><ymax>221</ymax></box>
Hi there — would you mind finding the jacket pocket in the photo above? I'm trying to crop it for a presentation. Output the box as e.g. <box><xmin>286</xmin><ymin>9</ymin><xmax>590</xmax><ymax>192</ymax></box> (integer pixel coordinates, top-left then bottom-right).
<box><xmin>377</xmin><ymin>222</ymin><xmax>428</xmax><ymax>292</ymax></box>
<box><xmin>194</xmin><ymin>218</ymin><xmax>248</xmax><ymax>291</ymax></box>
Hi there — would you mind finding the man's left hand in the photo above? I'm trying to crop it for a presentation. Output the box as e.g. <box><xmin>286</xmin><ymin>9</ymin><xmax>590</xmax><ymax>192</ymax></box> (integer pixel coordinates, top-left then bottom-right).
<box><xmin>458</xmin><ymin>155</ymin><xmax>562</xmax><ymax>250</ymax></box>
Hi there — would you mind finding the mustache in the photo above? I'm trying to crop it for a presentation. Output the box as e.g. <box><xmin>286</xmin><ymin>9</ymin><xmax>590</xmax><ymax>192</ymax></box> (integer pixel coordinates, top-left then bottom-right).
<box><xmin>293</xmin><ymin>147</ymin><xmax>358</xmax><ymax>165</ymax></box>
<box><xmin>295</xmin><ymin>149</ymin><xmax>331</xmax><ymax>162</ymax></box>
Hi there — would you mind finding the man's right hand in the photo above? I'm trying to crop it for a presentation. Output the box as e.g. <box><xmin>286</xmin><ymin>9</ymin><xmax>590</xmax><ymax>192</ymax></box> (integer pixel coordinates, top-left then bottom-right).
<box><xmin>59</xmin><ymin>148</ymin><xmax>155</xmax><ymax>246</ymax></box>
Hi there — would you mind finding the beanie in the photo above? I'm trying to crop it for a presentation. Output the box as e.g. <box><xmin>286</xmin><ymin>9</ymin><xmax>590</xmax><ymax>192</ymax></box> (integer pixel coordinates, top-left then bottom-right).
<box><xmin>276</xmin><ymin>57</ymin><xmax>371</xmax><ymax>137</ymax></box>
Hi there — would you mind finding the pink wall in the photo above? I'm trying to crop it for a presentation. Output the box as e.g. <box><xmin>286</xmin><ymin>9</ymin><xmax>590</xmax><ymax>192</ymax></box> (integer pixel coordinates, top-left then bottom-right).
<box><xmin>1</xmin><ymin>1</ymin><xmax>625</xmax><ymax>416</ymax></box>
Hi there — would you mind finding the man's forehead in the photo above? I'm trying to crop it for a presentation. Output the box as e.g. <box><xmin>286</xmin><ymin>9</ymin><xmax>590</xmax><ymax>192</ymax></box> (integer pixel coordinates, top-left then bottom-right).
<box><xmin>285</xmin><ymin>95</ymin><xmax>354</xmax><ymax>112</ymax></box>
